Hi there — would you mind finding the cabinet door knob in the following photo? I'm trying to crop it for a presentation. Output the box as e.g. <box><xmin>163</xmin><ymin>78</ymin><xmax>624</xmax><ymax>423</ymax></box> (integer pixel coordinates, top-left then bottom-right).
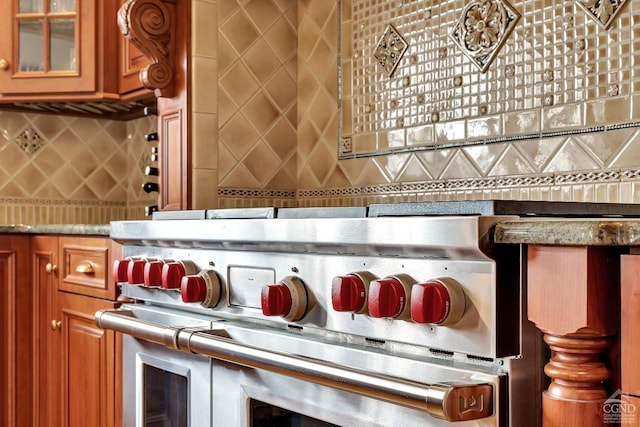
<box><xmin>51</xmin><ymin>320</ymin><xmax>62</xmax><ymax>331</ymax></box>
<box><xmin>75</xmin><ymin>260</ymin><xmax>95</xmax><ymax>274</ymax></box>
<box><xmin>45</xmin><ymin>263</ymin><xmax>58</xmax><ymax>274</ymax></box>
<box><xmin>0</xmin><ymin>59</ymin><xmax>8</xmax><ymax>70</ymax></box>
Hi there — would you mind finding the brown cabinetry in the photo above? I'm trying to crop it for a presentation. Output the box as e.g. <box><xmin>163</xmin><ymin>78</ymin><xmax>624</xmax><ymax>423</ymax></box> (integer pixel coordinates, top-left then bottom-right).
<box><xmin>32</xmin><ymin>235</ymin><xmax>121</xmax><ymax>427</ymax></box>
<box><xmin>120</xmin><ymin>0</ymin><xmax>190</xmax><ymax>210</ymax></box>
<box><xmin>0</xmin><ymin>235</ymin><xmax>31</xmax><ymax>427</ymax></box>
<box><xmin>0</xmin><ymin>0</ymin><xmax>150</xmax><ymax>103</ymax></box>
<box><xmin>621</xmin><ymin>254</ymin><xmax>640</xmax><ymax>426</ymax></box>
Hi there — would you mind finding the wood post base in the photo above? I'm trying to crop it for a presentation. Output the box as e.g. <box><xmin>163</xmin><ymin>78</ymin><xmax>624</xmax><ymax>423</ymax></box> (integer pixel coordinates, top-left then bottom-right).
<box><xmin>542</xmin><ymin>334</ymin><xmax>612</xmax><ymax>426</ymax></box>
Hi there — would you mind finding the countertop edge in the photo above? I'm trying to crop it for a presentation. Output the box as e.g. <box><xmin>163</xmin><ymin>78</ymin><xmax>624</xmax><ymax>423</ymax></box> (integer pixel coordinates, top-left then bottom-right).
<box><xmin>0</xmin><ymin>224</ymin><xmax>110</xmax><ymax>236</ymax></box>
<box><xmin>494</xmin><ymin>219</ymin><xmax>640</xmax><ymax>246</ymax></box>
<box><xmin>4</xmin><ymin>219</ymin><xmax>640</xmax><ymax>245</ymax></box>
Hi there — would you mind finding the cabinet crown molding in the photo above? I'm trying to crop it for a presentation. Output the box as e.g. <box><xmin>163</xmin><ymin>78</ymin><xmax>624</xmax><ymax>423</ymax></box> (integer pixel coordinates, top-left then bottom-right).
<box><xmin>118</xmin><ymin>0</ymin><xmax>176</xmax><ymax>98</ymax></box>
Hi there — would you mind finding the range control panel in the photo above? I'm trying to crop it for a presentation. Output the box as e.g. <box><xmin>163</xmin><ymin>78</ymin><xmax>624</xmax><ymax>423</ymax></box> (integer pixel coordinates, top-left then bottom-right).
<box><xmin>114</xmin><ymin>244</ymin><xmax>514</xmax><ymax>358</ymax></box>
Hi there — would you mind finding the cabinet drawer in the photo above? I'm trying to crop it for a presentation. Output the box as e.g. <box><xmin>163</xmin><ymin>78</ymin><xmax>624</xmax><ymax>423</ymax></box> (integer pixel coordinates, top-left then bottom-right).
<box><xmin>59</xmin><ymin>237</ymin><xmax>115</xmax><ymax>299</ymax></box>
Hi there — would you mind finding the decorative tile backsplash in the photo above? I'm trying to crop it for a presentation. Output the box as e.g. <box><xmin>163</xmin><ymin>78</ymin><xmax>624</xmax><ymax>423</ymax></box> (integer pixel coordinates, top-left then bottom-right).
<box><xmin>14</xmin><ymin>125</ymin><xmax>45</xmax><ymax>156</ymax></box>
<box><xmin>0</xmin><ymin>111</ymin><xmax>156</xmax><ymax>224</ymax></box>
<box><xmin>450</xmin><ymin>0</ymin><xmax>520</xmax><ymax>73</ymax></box>
<box><xmin>287</xmin><ymin>0</ymin><xmax>640</xmax><ymax>207</ymax></box>
<box><xmin>576</xmin><ymin>0</ymin><xmax>628</xmax><ymax>29</ymax></box>
<box><xmin>373</xmin><ymin>24</ymin><xmax>408</xmax><ymax>76</ymax></box>
<box><xmin>338</xmin><ymin>0</ymin><xmax>639</xmax><ymax>157</ymax></box>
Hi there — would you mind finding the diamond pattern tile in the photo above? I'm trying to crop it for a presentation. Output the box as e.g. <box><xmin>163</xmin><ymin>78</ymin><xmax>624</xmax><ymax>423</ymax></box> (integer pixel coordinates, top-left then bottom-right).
<box><xmin>265</xmin><ymin>16</ymin><xmax>297</xmax><ymax>62</ymax></box>
<box><xmin>575</xmin><ymin>0</ymin><xmax>629</xmax><ymax>29</ymax></box>
<box><xmin>218</xmin><ymin>0</ymin><xmax>297</xmax><ymax>189</ymax></box>
<box><xmin>15</xmin><ymin>163</ymin><xmax>47</xmax><ymax>194</ymax></box>
<box><xmin>219</xmin><ymin>114</ymin><xmax>261</xmax><ymax>159</ymax></box>
<box><xmin>15</xmin><ymin>125</ymin><xmax>45</xmax><ymax>156</ymax></box>
<box><xmin>307</xmin><ymin>141</ymin><xmax>335</xmax><ymax>185</ymax></box>
<box><xmin>243</xmin><ymin>92</ymin><xmax>280</xmax><ymax>135</ymax></box>
<box><xmin>450</xmin><ymin>0</ymin><xmax>520</xmax><ymax>73</ymax></box>
<box><xmin>220</xmin><ymin>9</ymin><xmax>260</xmax><ymax>55</ymax></box>
<box><xmin>244</xmin><ymin>0</ymin><xmax>281</xmax><ymax>33</ymax></box>
<box><xmin>373</xmin><ymin>24</ymin><xmax>408</xmax><ymax>76</ymax></box>
<box><xmin>245</xmin><ymin>40</ymin><xmax>281</xmax><ymax>82</ymax></box>
<box><xmin>70</xmin><ymin>150</ymin><xmax>101</xmax><ymax>179</ymax></box>
<box><xmin>243</xmin><ymin>143</ymin><xmax>281</xmax><ymax>184</ymax></box>
<box><xmin>220</xmin><ymin>61</ymin><xmax>260</xmax><ymax>107</ymax></box>
<box><xmin>86</xmin><ymin>168</ymin><xmax>118</xmax><ymax>199</ymax></box>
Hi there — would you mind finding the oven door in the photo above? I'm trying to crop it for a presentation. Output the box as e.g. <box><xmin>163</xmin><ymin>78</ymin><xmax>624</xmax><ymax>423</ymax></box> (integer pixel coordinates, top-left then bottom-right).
<box><xmin>119</xmin><ymin>308</ymin><xmax>212</xmax><ymax>427</ymax></box>
<box><xmin>214</xmin><ymin>361</ymin><xmax>498</xmax><ymax>427</ymax></box>
<box><xmin>208</xmin><ymin>324</ymin><xmax>503</xmax><ymax>427</ymax></box>
<box><xmin>98</xmin><ymin>307</ymin><xmax>506</xmax><ymax>427</ymax></box>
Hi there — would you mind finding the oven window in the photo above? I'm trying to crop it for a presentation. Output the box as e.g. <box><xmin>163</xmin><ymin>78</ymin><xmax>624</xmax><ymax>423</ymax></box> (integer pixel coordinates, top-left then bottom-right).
<box><xmin>250</xmin><ymin>399</ymin><xmax>337</xmax><ymax>426</ymax></box>
<box><xmin>143</xmin><ymin>365</ymin><xmax>188</xmax><ymax>427</ymax></box>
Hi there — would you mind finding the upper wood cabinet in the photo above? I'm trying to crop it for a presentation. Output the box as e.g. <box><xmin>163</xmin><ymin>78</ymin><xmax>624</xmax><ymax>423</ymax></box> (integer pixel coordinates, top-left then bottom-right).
<box><xmin>0</xmin><ymin>0</ymin><xmax>151</xmax><ymax>103</ymax></box>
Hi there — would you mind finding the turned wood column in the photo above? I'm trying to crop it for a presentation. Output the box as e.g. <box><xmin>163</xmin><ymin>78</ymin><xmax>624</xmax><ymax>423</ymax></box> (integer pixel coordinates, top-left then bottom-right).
<box><xmin>527</xmin><ymin>245</ymin><xmax>620</xmax><ymax>426</ymax></box>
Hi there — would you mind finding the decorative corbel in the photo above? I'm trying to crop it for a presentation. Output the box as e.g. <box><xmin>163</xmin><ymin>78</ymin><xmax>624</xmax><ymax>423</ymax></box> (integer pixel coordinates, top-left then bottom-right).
<box><xmin>118</xmin><ymin>0</ymin><xmax>176</xmax><ymax>98</ymax></box>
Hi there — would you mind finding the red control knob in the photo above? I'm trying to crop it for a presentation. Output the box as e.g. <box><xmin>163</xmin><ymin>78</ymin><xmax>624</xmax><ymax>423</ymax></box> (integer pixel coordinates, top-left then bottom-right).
<box><xmin>162</xmin><ymin>261</ymin><xmax>197</xmax><ymax>289</ymax></box>
<box><xmin>113</xmin><ymin>259</ymin><xmax>130</xmax><ymax>283</ymax></box>
<box><xmin>182</xmin><ymin>275</ymin><xmax>207</xmax><ymax>303</ymax></box>
<box><xmin>260</xmin><ymin>276</ymin><xmax>309</xmax><ymax>322</ymax></box>
<box><xmin>143</xmin><ymin>261</ymin><xmax>165</xmax><ymax>287</ymax></box>
<box><xmin>368</xmin><ymin>275</ymin><xmax>414</xmax><ymax>319</ymax></box>
<box><xmin>127</xmin><ymin>259</ymin><xmax>147</xmax><ymax>284</ymax></box>
<box><xmin>331</xmin><ymin>271</ymin><xmax>376</xmax><ymax>313</ymax></box>
<box><xmin>261</xmin><ymin>284</ymin><xmax>292</xmax><ymax>316</ymax></box>
<box><xmin>411</xmin><ymin>278</ymin><xmax>466</xmax><ymax>325</ymax></box>
<box><xmin>180</xmin><ymin>270</ymin><xmax>221</xmax><ymax>307</ymax></box>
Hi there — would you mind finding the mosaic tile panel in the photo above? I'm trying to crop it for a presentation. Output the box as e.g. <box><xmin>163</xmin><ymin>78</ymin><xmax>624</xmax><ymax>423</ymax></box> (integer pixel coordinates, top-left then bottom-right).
<box><xmin>339</xmin><ymin>0</ymin><xmax>640</xmax><ymax>157</ymax></box>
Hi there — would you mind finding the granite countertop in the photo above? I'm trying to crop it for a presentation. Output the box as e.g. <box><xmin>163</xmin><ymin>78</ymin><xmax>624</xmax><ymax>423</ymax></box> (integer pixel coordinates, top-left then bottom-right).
<box><xmin>494</xmin><ymin>219</ymin><xmax>640</xmax><ymax>246</ymax></box>
<box><xmin>4</xmin><ymin>218</ymin><xmax>640</xmax><ymax>245</ymax></box>
<box><xmin>0</xmin><ymin>224</ymin><xmax>110</xmax><ymax>236</ymax></box>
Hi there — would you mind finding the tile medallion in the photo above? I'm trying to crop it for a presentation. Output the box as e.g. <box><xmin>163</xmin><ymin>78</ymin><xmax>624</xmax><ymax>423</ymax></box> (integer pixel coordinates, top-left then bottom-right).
<box><xmin>373</xmin><ymin>24</ymin><xmax>408</xmax><ymax>77</ymax></box>
<box><xmin>575</xmin><ymin>0</ymin><xmax>629</xmax><ymax>29</ymax></box>
<box><xmin>14</xmin><ymin>124</ymin><xmax>45</xmax><ymax>156</ymax></box>
<box><xmin>450</xmin><ymin>0</ymin><xmax>521</xmax><ymax>73</ymax></box>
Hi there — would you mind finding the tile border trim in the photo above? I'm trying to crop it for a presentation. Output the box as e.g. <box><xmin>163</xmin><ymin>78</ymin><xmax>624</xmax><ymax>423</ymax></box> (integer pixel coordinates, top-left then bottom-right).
<box><xmin>0</xmin><ymin>198</ymin><xmax>127</xmax><ymax>207</ymax></box>
<box><xmin>296</xmin><ymin>167</ymin><xmax>640</xmax><ymax>199</ymax></box>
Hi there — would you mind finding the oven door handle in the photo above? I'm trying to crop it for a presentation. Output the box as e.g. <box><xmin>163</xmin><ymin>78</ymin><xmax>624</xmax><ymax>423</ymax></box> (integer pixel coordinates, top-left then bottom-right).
<box><xmin>95</xmin><ymin>308</ymin><xmax>495</xmax><ymax>422</ymax></box>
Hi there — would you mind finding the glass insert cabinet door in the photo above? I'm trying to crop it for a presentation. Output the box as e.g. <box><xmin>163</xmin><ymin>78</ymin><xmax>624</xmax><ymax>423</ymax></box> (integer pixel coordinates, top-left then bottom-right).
<box><xmin>17</xmin><ymin>0</ymin><xmax>77</xmax><ymax>73</ymax></box>
<box><xmin>0</xmin><ymin>0</ymin><xmax>98</xmax><ymax>94</ymax></box>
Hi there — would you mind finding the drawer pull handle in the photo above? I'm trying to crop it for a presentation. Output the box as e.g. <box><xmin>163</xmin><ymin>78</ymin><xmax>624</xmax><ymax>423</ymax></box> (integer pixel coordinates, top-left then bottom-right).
<box><xmin>51</xmin><ymin>320</ymin><xmax>62</xmax><ymax>331</ymax></box>
<box><xmin>76</xmin><ymin>261</ymin><xmax>96</xmax><ymax>274</ymax></box>
<box><xmin>45</xmin><ymin>263</ymin><xmax>57</xmax><ymax>274</ymax></box>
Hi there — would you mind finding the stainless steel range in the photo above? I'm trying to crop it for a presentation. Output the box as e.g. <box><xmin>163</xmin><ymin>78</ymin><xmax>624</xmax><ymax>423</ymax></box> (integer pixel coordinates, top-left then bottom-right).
<box><xmin>96</xmin><ymin>201</ymin><xmax>638</xmax><ymax>426</ymax></box>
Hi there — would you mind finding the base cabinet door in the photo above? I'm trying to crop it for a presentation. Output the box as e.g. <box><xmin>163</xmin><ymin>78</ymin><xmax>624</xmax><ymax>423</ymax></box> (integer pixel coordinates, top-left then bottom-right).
<box><xmin>32</xmin><ymin>236</ymin><xmax>61</xmax><ymax>427</ymax></box>
<box><xmin>0</xmin><ymin>235</ymin><xmax>31</xmax><ymax>427</ymax></box>
<box><xmin>32</xmin><ymin>235</ymin><xmax>121</xmax><ymax>427</ymax></box>
<box><xmin>58</xmin><ymin>292</ymin><xmax>118</xmax><ymax>427</ymax></box>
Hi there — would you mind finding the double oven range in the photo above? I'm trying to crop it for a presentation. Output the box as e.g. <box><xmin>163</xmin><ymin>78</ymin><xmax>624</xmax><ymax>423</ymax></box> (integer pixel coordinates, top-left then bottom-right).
<box><xmin>95</xmin><ymin>201</ymin><xmax>640</xmax><ymax>426</ymax></box>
